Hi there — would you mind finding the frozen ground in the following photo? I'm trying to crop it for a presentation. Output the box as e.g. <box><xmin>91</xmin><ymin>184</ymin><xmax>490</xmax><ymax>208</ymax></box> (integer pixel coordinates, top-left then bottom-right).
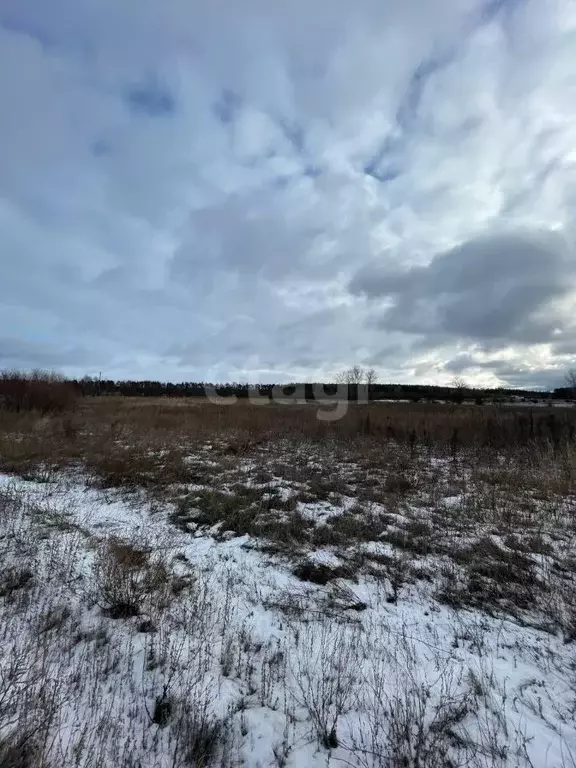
<box><xmin>1</xmin><ymin>455</ymin><xmax>576</xmax><ymax>768</ymax></box>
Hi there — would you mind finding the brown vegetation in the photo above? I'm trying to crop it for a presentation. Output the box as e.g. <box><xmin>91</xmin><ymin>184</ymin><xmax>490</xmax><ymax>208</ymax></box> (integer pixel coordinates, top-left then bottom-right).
<box><xmin>0</xmin><ymin>371</ymin><xmax>77</xmax><ymax>415</ymax></box>
<box><xmin>1</xmin><ymin>393</ymin><xmax>575</xmax><ymax>470</ymax></box>
<box><xmin>2</xmin><ymin>392</ymin><xmax>576</xmax><ymax>766</ymax></box>
<box><xmin>1</xmin><ymin>394</ymin><xmax>576</xmax><ymax>631</ymax></box>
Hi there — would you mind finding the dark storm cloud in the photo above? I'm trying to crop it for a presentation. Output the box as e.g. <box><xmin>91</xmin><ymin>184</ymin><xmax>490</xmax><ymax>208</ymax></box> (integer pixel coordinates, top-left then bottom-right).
<box><xmin>351</xmin><ymin>229</ymin><xmax>575</xmax><ymax>347</ymax></box>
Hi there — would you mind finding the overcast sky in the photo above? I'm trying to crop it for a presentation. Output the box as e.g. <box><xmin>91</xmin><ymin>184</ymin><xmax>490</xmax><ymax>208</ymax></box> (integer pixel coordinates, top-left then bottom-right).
<box><xmin>1</xmin><ymin>0</ymin><xmax>575</xmax><ymax>387</ymax></box>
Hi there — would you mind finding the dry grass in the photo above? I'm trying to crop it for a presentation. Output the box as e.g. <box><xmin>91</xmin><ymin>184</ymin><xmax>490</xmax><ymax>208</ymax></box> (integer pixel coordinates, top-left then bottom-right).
<box><xmin>92</xmin><ymin>539</ymin><xmax>166</xmax><ymax>618</ymax></box>
<box><xmin>2</xmin><ymin>401</ymin><xmax>576</xmax><ymax>768</ymax></box>
<box><xmin>1</xmin><ymin>396</ymin><xmax>576</xmax><ymax>631</ymax></box>
<box><xmin>1</xmin><ymin>396</ymin><xmax>575</xmax><ymax>489</ymax></box>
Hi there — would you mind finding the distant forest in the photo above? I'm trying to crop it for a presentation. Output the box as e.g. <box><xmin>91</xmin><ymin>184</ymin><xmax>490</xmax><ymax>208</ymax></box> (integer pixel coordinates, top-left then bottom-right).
<box><xmin>71</xmin><ymin>377</ymin><xmax>573</xmax><ymax>403</ymax></box>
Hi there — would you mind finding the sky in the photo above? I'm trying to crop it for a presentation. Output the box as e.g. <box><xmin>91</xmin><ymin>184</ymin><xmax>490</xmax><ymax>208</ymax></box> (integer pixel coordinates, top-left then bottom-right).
<box><xmin>1</xmin><ymin>0</ymin><xmax>575</xmax><ymax>388</ymax></box>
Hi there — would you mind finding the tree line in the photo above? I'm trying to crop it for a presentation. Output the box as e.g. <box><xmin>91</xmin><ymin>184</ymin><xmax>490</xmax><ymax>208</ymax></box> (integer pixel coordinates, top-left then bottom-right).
<box><xmin>2</xmin><ymin>367</ymin><xmax>574</xmax><ymax>414</ymax></box>
<box><xmin>72</xmin><ymin>371</ymin><xmax>564</xmax><ymax>403</ymax></box>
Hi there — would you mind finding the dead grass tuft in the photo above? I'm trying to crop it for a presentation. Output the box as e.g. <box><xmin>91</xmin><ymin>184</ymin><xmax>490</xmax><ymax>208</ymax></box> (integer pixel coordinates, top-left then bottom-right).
<box><xmin>292</xmin><ymin>559</ymin><xmax>355</xmax><ymax>585</ymax></box>
<box><xmin>92</xmin><ymin>538</ymin><xmax>172</xmax><ymax>619</ymax></box>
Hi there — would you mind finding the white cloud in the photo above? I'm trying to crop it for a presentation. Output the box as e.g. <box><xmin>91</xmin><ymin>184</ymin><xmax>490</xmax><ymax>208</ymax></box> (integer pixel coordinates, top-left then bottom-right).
<box><xmin>0</xmin><ymin>0</ymin><xmax>575</xmax><ymax>386</ymax></box>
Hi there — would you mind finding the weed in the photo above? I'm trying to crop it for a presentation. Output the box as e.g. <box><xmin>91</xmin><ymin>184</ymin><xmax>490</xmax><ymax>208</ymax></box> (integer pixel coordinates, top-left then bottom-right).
<box><xmin>0</xmin><ymin>567</ymin><xmax>33</xmax><ymax>600</ymax></box>
<box><xmin>293</xmin><ymin>560</ymin><xmax>353</xmax><ymax>585</ymax></box>
<box><xmin>92</xmin><ymin>538</ymin><xmax>170</xmax><ymax>619</ymax></box>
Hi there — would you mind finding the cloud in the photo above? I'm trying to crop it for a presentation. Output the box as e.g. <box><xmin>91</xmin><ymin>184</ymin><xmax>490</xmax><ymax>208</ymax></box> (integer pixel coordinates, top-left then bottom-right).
<box><xmin>125</xmin><ymin>77</ymin><xmax>176</xmax><ymax>117</ymax></box>
<box><xmin>350</xmin><ymin>227</ymin><xmax>576</xmax><ymax>387</ymax></box>
<box><xmin>0</xmin><ymin>0</ymin><xmax>575</xmax><ymax>387</ymax></box>
<box><xmin>0</xmin><ymin>338</ymin><xmax>92</xmax><ymax>369</ymax></box>
<box><xmin>351</xmin><ymin>228</ymin><xmax>576</xmax><ymax>346</ymax></box>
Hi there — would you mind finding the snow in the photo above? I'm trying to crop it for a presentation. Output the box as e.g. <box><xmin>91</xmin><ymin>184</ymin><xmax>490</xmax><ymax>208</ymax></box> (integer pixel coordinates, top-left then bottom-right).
<box><xmin>1</xmin><ymin>470</ymin><xmax>575</xmax><ymax>767</ymax></box>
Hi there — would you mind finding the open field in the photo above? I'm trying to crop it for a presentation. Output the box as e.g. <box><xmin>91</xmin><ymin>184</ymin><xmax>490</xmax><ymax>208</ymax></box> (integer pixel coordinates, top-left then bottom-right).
<box><xmin>2</xmin><ymin>397</ymin><xmax>576</xmax><ymax>767</ymax></box>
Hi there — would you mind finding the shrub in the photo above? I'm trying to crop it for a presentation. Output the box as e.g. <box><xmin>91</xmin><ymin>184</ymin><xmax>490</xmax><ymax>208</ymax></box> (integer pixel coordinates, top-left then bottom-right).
<box><xmin>384</xmin><ymin>474</ymin><xmax>413</xmax><ymax>495</ymax></box>
<box><xmin>292</xmin><ymin>623</ymin><xmax>360</xmax><ymax>750</ymax></box>
<box><xmin>0</xmin><ymin>371</ymin><xmax>77</xmax><ymax>415</ymax></box>
<box><xmin>92</xmin><ymin>538</ymin><xmax>170</xmax><ymax>619</ymax></box>
<box><xmin>172</xmin><ymin>694</ymin><xmax>229</xmax><ymax>767</ymax></box>
<box><xmin>0</xmin><ymin>567</ymin><xmax>34</xmax><ymax>600</ymax></box>
<box><xmin>0</xmin><ymin>735</ymin><xmax>41</xmax><ymax>768</ymax></box>
<box><xmin>292</xmin><ymin>560</ymin><xmax>352</xmax><ymax>585</ymax></box>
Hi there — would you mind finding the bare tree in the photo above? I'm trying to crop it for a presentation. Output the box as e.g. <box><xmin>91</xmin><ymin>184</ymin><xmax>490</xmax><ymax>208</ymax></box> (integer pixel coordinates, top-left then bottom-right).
<box><xmin>349</xmin><ymin>366</ymin><xmax>364</xmax><ymax>385</ymax></box>
<box><xmin>365</xmin><ymin>368</ymin><xmax>378</xmax><ymax>388</ymax></box>
<box><xmin>451</xmin><ymin>376</ymin><xmax>467</xmax><ymax>392</ymax></box>
<box><xmin>337</xmin><ymin>366</ymin><xmax>375</xmax><ymax>386</ymax></box>
<box><xmin>336</xmin><ymin>367</ymin><xmax>377</xmax><ymax>403</ymax></box>
<box><xmin>450</xmin><ymin>376</ymin><xmax>468</xmax><ymax>404</ymax></box>
<box><xmin>565</xmin><ymin>369</ymin><xmax>576</xmax><ymax>398</ymax></box>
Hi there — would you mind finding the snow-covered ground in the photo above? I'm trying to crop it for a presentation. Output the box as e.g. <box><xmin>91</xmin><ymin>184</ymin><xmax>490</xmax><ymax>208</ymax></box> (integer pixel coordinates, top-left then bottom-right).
<box><xmin>1</xmin><ymin>467</ymin><xmax>576</xmax><ymax>768</ymax></box>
